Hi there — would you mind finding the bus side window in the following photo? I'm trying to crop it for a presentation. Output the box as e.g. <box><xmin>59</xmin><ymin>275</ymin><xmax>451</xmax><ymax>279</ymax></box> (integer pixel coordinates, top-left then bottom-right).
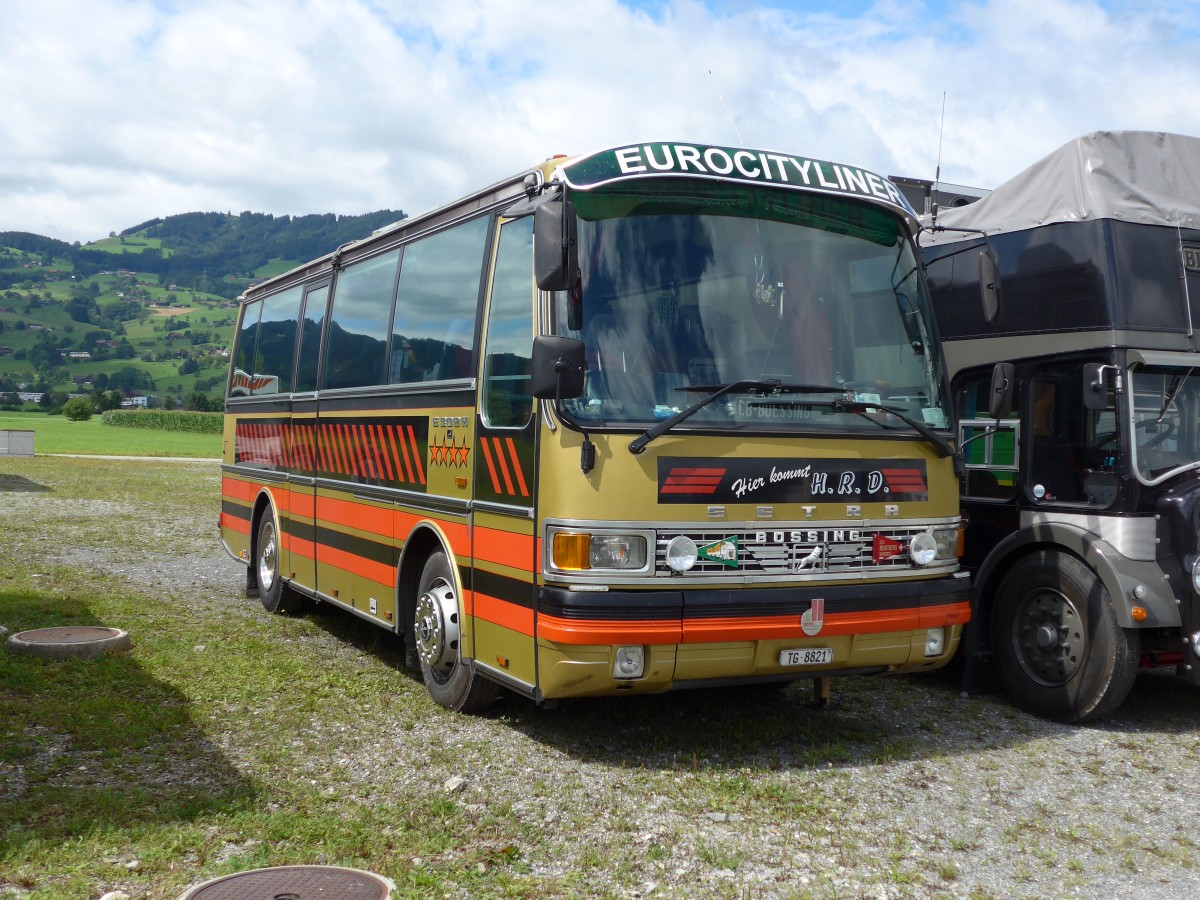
<box><xmin>324</xmin><ymin>249</ymin><xmax>400</xmax><ymax>390</ymax></box>
<box><xmin>482</xmin><ymin>217</ymin><xmax>535</xmax><ymax>428</ymax></box>
<box><xmin>390</xmin><ymin>216</ymin><xmax>490</xmax><ymax>385</ymax></box>
<box><xmin>252</xmin><ymin>284</ymin><xmax>303</xmax><ymax>395</ymax></box>
<box><xmin>229</xmin><ymin>298</ymin><xmax>263</xmax><ymax>397</ymax></box>
<box><xmin>294</xmin><ymin>285</ymin><xmax>328</xmax><ymax>393</ymax></box>
<box><xmin>956</xmin><ymin>369</ymin><xmax>1019</xmax><ymax>500</ymax></box>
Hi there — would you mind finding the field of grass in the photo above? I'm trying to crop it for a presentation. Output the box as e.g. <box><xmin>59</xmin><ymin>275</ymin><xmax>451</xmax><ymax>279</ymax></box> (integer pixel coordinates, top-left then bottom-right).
<box><xmin>1</xmin><ymin>458</ymin><xmax>1198</xmax><ymax>899</ymax></box>
<box><xmin>0</xmin><ymin>411</ymin><xmax>221</xmax><ymax>458</ymax></box>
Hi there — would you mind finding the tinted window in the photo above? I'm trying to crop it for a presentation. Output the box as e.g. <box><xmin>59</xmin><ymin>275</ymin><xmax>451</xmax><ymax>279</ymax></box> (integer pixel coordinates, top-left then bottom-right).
<box><xmin>390</xmin><ymin>217</ymin><xmax>489</xmax><ymax>384</ymax></box>
<box><xmin>253</xmin><ymin>285</ymin><xmax>302</xmax><ymax>394</ymax></box>
<box><xmin>230</xmin><ymin>298</ymin><xmax>263</xmax><ymax>397</ymax></box>
<box><xmin>325</xmin><ymin>249</ymin><xmax>400</xmax><ymax>390</ymax></box>
<box><xmin>482</xmin><ymin>218</ymin><xmax>534</xmax><ymax>428</ymax></box>
<box><xmin>295</xmin><ymin>285</ymin><xmax>328</xmax><ymax>393</ymax></box>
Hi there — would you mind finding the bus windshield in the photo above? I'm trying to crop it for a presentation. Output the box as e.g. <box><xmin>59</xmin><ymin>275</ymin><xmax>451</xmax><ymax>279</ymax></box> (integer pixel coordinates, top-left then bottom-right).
<box><xmin>554</xmin><ymin>182</ymin><xmax>950</xmax><ymax>434</ymax></box>
<box><xmin>1129</xmin><ymin>363</ymin><xmax>1200</xmax><ymax>484</ymax></box>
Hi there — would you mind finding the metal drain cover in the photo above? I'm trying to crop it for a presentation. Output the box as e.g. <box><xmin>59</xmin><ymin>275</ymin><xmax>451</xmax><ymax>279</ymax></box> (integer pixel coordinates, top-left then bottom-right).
<box><xmin>5</xmin><ymin>626</ymin><xmax>132</xmax><ymax>659</ymax></box>
<box><xmin>179</xmin><ymin>865</ymin><xmax>393</xmax><ymax>900</ymax></box>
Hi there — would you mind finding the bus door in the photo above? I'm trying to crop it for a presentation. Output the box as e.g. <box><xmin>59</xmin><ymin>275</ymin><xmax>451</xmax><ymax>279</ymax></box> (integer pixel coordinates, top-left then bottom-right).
<box><xmin>289</xmin><ymin>280</ymin><xmax>329</xmax><ymax>596</ymax></box>
<box><xmin>472</xmin><ymin>216</ymin><xmax>539</xmax><ymax>692</ymax></box>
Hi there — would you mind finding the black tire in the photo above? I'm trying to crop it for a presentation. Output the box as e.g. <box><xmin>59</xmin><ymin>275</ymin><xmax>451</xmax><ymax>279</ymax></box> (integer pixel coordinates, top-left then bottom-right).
<box><xmin>255</xmin><ymin>509</ymin><xmax>308</xmax><ymax>616</ymax></box>
<box><xmin>413</xmin><ymin>551</ymin><xmax>499</xmax><ymax>713</ymax></box>
<box><xmin>991</xmin><ymin>550</ymin><xmax>1138</xmax><ymax>723</ymax></box>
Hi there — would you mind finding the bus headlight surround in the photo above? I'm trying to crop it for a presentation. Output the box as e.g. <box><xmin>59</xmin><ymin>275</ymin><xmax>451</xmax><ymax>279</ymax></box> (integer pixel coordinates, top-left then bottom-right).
<box><xmin>924</xmin><ymin>627</ymin><xmax>946</xmax><ymax>657</ymax></box>
<box><xmin>666</xmin><ymin>536</ymin><xmax>698</xmax><ymax>573</ymax></box>
<box><xmin>549</xmin><ymin>529</ymin><xmax>649</xmax><ymax>573</ymax></box>
<box><xmin>613</xmin><ymin>645</ymin><xmax>646</xmax><ymax>679</ymax></box>
<box><xmin>909</xmin><ymin>531</ymin><xmax>938</xmax><ymax>567</ymax></box>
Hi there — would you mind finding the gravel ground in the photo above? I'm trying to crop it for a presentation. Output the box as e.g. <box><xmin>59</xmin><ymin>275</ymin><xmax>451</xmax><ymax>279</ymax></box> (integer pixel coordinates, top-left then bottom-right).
<box><xmin>3</xmin><ymin>459</ymin><xmax>1200</xmax><ymax>899</ymax></box>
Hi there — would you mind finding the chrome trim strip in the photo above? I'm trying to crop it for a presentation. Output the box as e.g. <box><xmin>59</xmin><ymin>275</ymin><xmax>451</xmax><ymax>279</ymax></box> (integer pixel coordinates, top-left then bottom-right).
<box><xmin>1021</xmin><ymin>511</ymin><xmax>1157</xmax><ymax>561</ymax></box>
<box><xmin>472</xmin><ymin>499</ymin><xmax>535</xmax><ymax>519</ymax></box>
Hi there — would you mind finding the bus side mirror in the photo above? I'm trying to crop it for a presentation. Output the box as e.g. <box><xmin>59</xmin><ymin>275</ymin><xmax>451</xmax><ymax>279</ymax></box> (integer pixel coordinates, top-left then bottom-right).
<box><xmin>1083</xmin><ymin>362</ymin><xmax>1114</xmax><ymax>410</ymax></box>
<box><xmin>531</xmin><ymin>335</ymin><xmax>586</xmax><ymax>400</ymax></box>
<box><xmin>980</xmin><ymin>248</ymin><xmax>1002</xmax><ymax>324</ymax></box>
<box><xmin>534</xmin><ymin>200</ymin><xmax>579</xmax><ymax>292</ymax></box>
<box><xmin>989</xmin><ymin>362</ymin><xmax>1015</xmax><ymax>420</ymax></box>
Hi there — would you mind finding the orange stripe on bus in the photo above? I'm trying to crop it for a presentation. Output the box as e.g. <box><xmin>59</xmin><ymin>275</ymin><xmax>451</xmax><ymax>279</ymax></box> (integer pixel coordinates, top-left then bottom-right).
<box><xmin>372</xmin><ymin>423</ymin><xmax>396</xmax><ymax>481</ymax></box>
<box><xmin>479</xmin><ymin>437</ymin><xmax>501</xmax><ymax>492</ymax></box>
<box><xmin>681</xmin><ymin>606</ymin><xmax>958</xmax><ymax>643</ymax></box>
<box><xmin>537</xmin><ymin>615</ymin><xmax>684</xmax><ymax>645</ymax></box>
<box><xmin>282</xmin><ymin>534</ymin><xmax>316</xmax><ymax>561</ymax></box>
<box><xmin>492</xmin><ymin>438</ymin><xmax>516</xmax><ymax>495</ymax></box>
<box><xmin>474</xmin><ymin>527</ymin><xmax>535</xmax><ymax>567</ymax></box>
<box><xmin>221</xmin><ymin>478</ymin><xmax>256</xmax><ymax>502</ymax></box>
<box><xmin>315</xmin><ymin>496</ymin><xmax>393</xmax><ymax>538</ymax></box>
<box><xmin>220</xmin><ymin>512</ymin><xmax>251</xmax><ymax>535</ymax></box>
<box><xmin>505</xmin><ymin>437</ymin><xmax>529</xmax><ymax>496</ymax></box>
<box><xmin>318</xmin><ymin>542</ymin><xmax>395</xmax><ymax>588</ymax></box>
<box><xmin>407</xmin><ymin>425</ymin><xmax>426</xmax><ymax>483</ymax></box>
<box><xmin>393</xmin><ymin>424</ymin><xmax>415</xmax><ymax>483</ymax></box>
<box><xmin>473</xmin><ymin>592</ymin><xmax>535</xmax><ymax>636</ymax></box>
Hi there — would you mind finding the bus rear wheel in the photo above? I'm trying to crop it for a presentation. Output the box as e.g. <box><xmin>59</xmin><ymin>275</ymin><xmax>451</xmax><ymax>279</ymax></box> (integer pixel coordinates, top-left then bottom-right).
<box><xmin>991</xmin><ymin>550</ymin><xmax>1138</xmax><ymax>723</ymax></box>
<box><xmin>414</xmin><ymin>551</ymin><xmax>499</xmax><ymax>713</ymax></box>
<box><xmin>254</xmin><ymin>508</ymin><xmax>308</xmax><ymax>616</ymax></box>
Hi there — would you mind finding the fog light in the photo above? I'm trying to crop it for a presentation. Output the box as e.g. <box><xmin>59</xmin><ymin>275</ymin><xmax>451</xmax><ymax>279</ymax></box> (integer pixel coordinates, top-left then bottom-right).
<box><xmin>924</xmin><ymin>627</ymin><xmax>946</xmax><ymax>657</ymax></box>
<box><xmin>613</xmin><ymin>645</ymin><xmax>645</xmax><ymax>679</ymax></box>
<box><xmin>666</xmin><ymin>536</ymin><xmax>698</xmax><ymax>573</ymax></box>
<box><xmin>909</xmin><ymin>532</ymin><xmax>938</xmax><ymax>567</ymax></box>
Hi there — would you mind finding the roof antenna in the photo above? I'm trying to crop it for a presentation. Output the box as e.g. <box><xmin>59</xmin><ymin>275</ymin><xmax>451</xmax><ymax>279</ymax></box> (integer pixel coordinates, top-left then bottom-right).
<box><xmin>708</xmin><ymin>69</ymin><xmax>745</xmax><ymax>147</ymax></box>
<box><xmin>931</xmin><ymin>91</ymin><xmax>947</xmax><ymax>227</ymax></box>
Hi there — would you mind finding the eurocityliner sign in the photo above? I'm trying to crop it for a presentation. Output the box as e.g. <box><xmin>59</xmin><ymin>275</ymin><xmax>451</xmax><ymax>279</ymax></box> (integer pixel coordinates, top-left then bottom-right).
<box><xmin>558</xmin><ymin>142</ymin><xmax>918</xmax><ymax>222</ymax></box>
<box><xmin>658</xmin><ymin>457</ymin><xmax>928</xmax><ymax>504</ymax></box>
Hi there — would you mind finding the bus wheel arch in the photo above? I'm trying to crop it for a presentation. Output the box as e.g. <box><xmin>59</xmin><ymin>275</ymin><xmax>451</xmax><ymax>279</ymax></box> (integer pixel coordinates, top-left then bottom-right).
<box><xmin>412</xmin><ymin>549</ymin><xmax>499</xmax><ymax>712</ymax></box>
<box><xmin>990</xmin><ymin>548</ymin><xmax>1138</xmax><ymax>723</ymax></box>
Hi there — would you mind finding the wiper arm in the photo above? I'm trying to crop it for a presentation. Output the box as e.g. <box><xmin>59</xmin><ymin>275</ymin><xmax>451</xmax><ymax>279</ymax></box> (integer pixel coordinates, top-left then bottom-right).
<box><xmin>628</xmin><ymin>379</ymin><xmax>811</xmax><ymax>454</ymax></box>
<box><xmin>1156</xmin><ymin>369</ymin><xmax>1192</xmax><ymax>423</ymax></box>
<box><xmin>750</xmin><ymin>396</ymin><xmax>956</xmax><ymax>459</ymax></box>
<box><xmin>833</xmin><ymin>398</ymin><xmax>955</xmax><ymax>459</ymax></box>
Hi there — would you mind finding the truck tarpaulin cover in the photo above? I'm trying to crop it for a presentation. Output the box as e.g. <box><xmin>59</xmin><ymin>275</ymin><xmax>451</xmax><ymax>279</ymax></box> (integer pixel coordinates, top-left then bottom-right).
<box><xmin>923</xmin><ymin>130</ymin><xmax>1200</xmax><ymax>243</ymax></box>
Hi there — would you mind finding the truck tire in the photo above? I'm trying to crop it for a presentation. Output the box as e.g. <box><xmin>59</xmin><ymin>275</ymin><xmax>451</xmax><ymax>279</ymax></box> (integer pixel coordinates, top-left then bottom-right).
<box><xmin>991</xmin><ymin>550</ymin><xmax>1138</xmax><ymax>723</ymax></box>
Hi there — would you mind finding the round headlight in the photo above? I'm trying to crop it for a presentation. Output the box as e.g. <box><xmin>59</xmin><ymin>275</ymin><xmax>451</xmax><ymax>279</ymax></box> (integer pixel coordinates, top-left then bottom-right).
<box><xmin>909</xmin><ymin>532</ymin><xmax>938</xmax><ymax>567</ymax></box>
<box><xmin>666</xmin><ymin>536</ymin><xmax>698</xmax><ymax>573</ymax></box>
<box><xmin>1190</xmin><ymin>556</ymin><xmax>1200</xmax><ymax>594</ymax></box>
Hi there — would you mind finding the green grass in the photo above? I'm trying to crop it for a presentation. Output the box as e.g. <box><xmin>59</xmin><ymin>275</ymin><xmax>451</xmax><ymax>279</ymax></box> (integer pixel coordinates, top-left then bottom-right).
<box><xmin>0</xmin><ymin>410</ymin><xmax>220</xmax><ymax>457</ymax></box>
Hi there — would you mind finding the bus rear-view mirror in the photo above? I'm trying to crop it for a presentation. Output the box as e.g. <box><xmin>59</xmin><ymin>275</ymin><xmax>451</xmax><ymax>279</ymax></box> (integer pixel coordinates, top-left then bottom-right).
<box><xmin>531</xmin><ymin>335</ymin><xmax>586</xmax><ymax>400</ymax></box>
<box><xmin>534</xmin><ymin>199</ymin><xmax>579</xmax><ymax>292</ymax></box>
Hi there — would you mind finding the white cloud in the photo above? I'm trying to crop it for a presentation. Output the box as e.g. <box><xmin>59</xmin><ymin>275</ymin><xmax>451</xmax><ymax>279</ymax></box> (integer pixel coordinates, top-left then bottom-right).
<box><xmin>1</xmin><ymin>0</ymin><xmax>1199</xmax><ymax>242</ymax></box>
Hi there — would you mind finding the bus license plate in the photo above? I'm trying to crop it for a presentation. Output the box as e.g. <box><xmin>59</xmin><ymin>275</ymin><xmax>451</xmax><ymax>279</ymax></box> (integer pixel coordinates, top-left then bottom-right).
<box><xmin>779</xmin><ymin>648</ymin><xmax>833</xmax><ymax>666</ymax></box>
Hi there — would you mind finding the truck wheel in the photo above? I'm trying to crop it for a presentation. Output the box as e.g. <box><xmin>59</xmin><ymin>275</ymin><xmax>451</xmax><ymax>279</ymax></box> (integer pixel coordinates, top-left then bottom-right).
<box><xmin>991</xmin><ymin>550</ymin><xmax>1138</xmax><ymax>723</ymax></box>
<box><xmin>255</xmin><ymin>508</ymin><xmax>308</xmax><ymax>616</ymax></box>
<box><xmin>413</xmin><ymin>551</ymin><xmax>499</xmax><ymax>713</ymax></box>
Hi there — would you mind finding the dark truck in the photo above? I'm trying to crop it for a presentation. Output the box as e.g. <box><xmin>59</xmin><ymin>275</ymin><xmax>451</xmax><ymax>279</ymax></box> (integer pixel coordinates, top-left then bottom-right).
<box><xmin>921</xmin><ymin>131</ymin><xmax>1200</xmax><ymax>722</ymax></box>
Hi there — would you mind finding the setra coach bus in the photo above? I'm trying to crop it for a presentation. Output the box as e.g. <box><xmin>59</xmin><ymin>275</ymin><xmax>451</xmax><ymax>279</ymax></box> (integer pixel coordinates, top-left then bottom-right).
<box><xmin>220</xmin><ymin>141</ymin><xmax>970</xmax><ymax>712</ymax></box>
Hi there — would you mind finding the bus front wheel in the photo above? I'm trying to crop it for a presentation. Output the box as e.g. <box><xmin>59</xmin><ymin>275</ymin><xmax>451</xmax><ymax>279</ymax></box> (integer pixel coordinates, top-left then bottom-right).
<box><xmin>414</xmin><ymin>551</ymin><xmax>499</xmax><ymax>713</ymax></box>
<box><xmin>991</xmin><ymin>550</ymin><xmax>1138</xmax><ymax>723</ymax></box>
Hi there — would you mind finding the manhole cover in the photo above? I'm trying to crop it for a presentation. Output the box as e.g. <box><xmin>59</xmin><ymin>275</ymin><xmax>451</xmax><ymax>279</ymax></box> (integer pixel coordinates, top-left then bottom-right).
<box><xmin>179</xmin><ymin>866</ymin><xmax>393</xmax><ymax>900</ymax></box>
<box><xmin>5</xmin><ymin>626</ymin><xmax>132</xmax><ymax>660</ymax></box>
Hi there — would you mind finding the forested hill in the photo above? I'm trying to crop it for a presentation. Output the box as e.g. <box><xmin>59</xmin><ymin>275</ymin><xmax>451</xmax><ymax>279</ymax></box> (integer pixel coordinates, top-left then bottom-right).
<box><xmin>0</xmin><ymin>208</ymin><xmax>405</xmax><ymax>299</ymax></box>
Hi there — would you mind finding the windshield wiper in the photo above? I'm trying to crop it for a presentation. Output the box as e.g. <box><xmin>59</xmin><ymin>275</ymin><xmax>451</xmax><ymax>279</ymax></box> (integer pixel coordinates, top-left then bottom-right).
<box><xmin>1156</xmin><ymin>368</ymin><xmax>1193</xmax><ymax>423</ymax></box>
<box><xmin>750</xmin><ymin>396</ymin><xmax>956</xmax><ymax>459</ymax></box>
<box><xmin>628</xmin><ymin>380</ymin><xmax>842</xmax><ymax>454</ymax></box>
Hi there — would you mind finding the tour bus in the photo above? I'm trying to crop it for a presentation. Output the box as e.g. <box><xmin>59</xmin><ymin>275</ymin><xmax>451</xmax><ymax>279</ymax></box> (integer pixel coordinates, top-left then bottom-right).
<box><xmin>220</xmin><ymin>141</ymin><xmax>970</xmax><ymax>712</ymax></box>
<box><xmin>922</xmin><ymin>131</ymin><xmax>1200</xmax><ymax>722</ymax></box>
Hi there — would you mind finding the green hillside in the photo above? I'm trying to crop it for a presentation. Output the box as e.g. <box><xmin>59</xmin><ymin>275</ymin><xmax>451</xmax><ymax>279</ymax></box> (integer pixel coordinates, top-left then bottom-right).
<box><xmin>0</xmin><ymin>208</ymin><xmax>404</xmax><ymax>410</ymax></box>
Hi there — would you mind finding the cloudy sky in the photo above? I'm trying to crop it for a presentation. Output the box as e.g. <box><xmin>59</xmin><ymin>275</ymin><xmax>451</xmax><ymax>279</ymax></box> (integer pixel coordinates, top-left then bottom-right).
<box><xmin>3</xmin><ymin>0</ymin><xmax>1198</xmax><ymax>244</ymax></box>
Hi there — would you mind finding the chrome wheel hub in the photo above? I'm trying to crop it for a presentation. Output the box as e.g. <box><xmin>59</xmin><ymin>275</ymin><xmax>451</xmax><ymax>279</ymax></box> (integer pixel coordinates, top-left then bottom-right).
<box><xmin>414</xmin><ymin>578</ymin><xmax>460</xmax><ymax>678</ymax></box>
<box><xmin>257</xmin><ymin>521</ymin><xmax>277</xmax><ymax>593</ymax></box>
